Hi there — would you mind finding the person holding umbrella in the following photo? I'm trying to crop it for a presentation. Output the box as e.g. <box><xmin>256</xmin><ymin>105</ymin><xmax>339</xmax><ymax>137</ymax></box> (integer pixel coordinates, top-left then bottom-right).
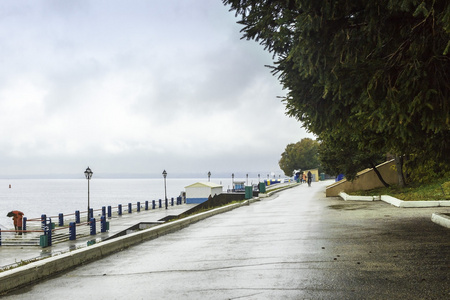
<box><xmin>7</xmin><ymin>210</ymin><xmax>24</xmax><ymax>235</ymax></box>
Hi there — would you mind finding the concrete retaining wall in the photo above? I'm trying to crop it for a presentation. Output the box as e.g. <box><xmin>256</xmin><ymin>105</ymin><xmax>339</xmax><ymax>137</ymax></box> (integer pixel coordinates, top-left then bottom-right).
<box><xmin>326</xmin><ymin>160</ymin><xmax>399</xmax><ymax>197</ymax></box>
<box><xmin>0</xmin><ymin>201</ymin><xmax>244</xmax><ymax>295</ymax></box>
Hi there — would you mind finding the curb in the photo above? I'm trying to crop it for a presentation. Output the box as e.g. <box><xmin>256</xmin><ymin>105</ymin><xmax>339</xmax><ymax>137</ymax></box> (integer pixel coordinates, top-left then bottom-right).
<box><xmin>339</xmin><ymin>192</ymin><xmax>378</xmax><ymax>202</ymax></box>
<box><xmin>380</xmin><ymin>195</ymin><xmax>450</xmax><ymax>208</ymax></box>
<box><xmin>0</xmin><ymin>201</ymin><xmax>247</xmax><ymax>295</ymax></box>
<box><xmin>431</xmin><ymin>213</ymin><xmax>450</xmax><ymax>229</ymax></box>
<box><xmin>338</xmin><ymin>192</ymin><xmax>450</xmax><ymax>208</ymax></box>
<box><xmin>338</xmin><ymin>192</ymin><xmax>450</xmax><ymax>230</ymax></box>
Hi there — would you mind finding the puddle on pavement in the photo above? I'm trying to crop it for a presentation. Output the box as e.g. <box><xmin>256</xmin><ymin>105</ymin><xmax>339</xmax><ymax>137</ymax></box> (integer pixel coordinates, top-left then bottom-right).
<box><xmin>328</xmin><ymin>204</ymin><xmax>371</xmax><ymax>210</ymax></box>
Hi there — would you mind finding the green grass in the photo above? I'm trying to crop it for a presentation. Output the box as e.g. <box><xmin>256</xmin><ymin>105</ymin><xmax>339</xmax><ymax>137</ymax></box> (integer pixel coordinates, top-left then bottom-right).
<box><xmin>349</xmin><ymin>177</ymin><xmax>450</xmax><ymax>201</ymax></box>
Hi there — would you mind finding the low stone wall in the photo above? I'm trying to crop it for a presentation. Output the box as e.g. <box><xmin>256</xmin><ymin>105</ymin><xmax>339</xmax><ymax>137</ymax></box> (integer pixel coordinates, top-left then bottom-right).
<box><xmin>326</xmin><ymin>160</ymin><xmax>399</xmax><ymax>197</ymax></box>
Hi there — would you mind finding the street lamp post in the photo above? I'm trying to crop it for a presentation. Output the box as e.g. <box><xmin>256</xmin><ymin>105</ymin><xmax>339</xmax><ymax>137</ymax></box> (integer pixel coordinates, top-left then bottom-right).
<box><xmin>231</xmin><ymin>173</ymin><xmax>234</xmax><ymax>191</ymax></box>
<box><xmin>208</xmin><ymin>171</ymin><xmax>211</xmax><ymax>182</ymax></box>
<box><xmin>84</xmin><ymin>167</ymin><xmax>93</xmax><ymax>222</ymax></box>
<box><xmin>162</xmin><ymin>170</ymin><xmax>168</xmax><ymax>209</ymax></box>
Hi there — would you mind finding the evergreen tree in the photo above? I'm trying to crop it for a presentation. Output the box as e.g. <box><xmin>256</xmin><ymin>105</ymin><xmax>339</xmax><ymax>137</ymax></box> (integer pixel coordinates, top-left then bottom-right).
<box><xmin>224</xmin><ymin>0</ymin><xmax>450</xmax><ymax>185</ymax></box>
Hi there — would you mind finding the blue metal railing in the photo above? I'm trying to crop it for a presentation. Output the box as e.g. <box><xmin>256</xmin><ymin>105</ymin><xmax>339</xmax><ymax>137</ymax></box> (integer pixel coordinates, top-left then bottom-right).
<box><xmin>1</xmin><ymin>196</ymin><xmax>184</xmax><ymax>247</ymax></box>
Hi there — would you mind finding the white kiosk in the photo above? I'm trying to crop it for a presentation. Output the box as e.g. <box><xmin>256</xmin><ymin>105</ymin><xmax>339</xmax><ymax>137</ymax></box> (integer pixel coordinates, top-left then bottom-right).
<box><xmin>185</xmin><ymin>182</ymin><xmax>223</xmax><ymax>204</ymax></box>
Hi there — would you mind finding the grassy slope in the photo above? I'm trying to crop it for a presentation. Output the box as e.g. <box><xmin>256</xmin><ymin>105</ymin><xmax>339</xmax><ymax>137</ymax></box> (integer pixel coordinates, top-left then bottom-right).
<box><xmin>348</xmin><ymin>177</ymin><xmax>450</xmax><ymax>201</ymax></box>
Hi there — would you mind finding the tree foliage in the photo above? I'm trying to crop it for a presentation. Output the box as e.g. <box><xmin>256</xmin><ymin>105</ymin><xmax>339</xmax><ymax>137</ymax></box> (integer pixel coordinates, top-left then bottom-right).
<box><xmin>318</xmin><ymin>128</ymin><xmax>388</xmax><ymax>185</ymax></box>
<box><xmin>224</xmin><ymin>0</ymin><xmax>450</xmax><ymax>184</ymax></box>
<box><xmin>279</xmin><ymin>138</ymin><xmax>320</xmax><ymax>176</ymax></box>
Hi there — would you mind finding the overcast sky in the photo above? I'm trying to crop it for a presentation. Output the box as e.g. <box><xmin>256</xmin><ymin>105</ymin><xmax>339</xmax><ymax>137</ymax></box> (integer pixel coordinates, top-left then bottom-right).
<box><xmin>0</xmin><ymin>0</ymin><xmax>314</xmax><ymax>178</ymax></box>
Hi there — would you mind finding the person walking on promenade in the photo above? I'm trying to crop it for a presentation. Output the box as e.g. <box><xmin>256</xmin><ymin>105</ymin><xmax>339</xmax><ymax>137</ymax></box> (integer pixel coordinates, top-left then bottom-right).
<box><xmin>7</xmin><ymin>210</ymin><xmax>24</xmax><ymax>235</ymax></box>
<box><xmin>307</xmin><ymin>171</ymin><xmax>312</xmax><ymax>187</ymax></box>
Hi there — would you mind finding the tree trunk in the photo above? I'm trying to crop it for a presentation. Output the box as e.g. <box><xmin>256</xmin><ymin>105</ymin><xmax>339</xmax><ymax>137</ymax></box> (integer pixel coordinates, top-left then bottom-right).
<box><xmin>369</xmin><ymin>161</ymin><xmax>390</xmax><ymax>188</ymax></box>
<box><xmin>394</xmin><ymin>155</ymin><xmax>406</xmax><ymax>187</ymax></box>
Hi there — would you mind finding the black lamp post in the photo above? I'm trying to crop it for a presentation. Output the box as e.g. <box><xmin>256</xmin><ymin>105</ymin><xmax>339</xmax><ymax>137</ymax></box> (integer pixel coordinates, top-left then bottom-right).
<box><xmin>208</xmin><ymin>171</ymin><xmax>211</xmax><ymax>182</ymax></box>
<box><xmin>162</xmin><ymin>170</ymin><xmax>168</xmax><ymax>209</ymax></box>
<box><xmin>231</xmin><ymin>173</ymin><xmax>234</xmax><ymax>191</ymax></box>
<box><xmin>84</xmin><ymin>167</ymin><xmax>93</xmax><ymax>222</ymax></box>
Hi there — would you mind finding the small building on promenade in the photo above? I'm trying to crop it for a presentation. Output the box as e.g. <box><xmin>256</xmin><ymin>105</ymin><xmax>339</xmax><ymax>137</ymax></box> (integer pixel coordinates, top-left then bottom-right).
<box><xmin>303</xmin><ymin>169</ymin><xmax>320</xmax><ymax>182</ymax></box>
<box><xmin>185</xmin><ymin>182</ymin><xmax>223</xmax><ymax>204</ymax></box>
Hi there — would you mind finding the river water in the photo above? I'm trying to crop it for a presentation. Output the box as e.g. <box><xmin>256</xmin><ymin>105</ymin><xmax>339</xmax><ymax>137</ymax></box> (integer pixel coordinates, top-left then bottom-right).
<box><xmin>0</xmin><ymin>177</ymin><xmax>261</xmax><ymax>229</ymax></box>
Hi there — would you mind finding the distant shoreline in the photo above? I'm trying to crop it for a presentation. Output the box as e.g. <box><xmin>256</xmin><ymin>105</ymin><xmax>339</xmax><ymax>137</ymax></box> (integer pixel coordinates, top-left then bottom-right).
<box><xmin>0</xmin><ymin>172</ymin><xmax>287</xmax><ymax>180</ymax></box>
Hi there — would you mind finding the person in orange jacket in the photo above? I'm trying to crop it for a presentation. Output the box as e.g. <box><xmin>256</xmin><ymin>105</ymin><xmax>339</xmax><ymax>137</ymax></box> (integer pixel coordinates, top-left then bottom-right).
<box><xmin>7</xmin><ymin>210</ymin><xmax>24</xmax><ymax>235</ymax></box>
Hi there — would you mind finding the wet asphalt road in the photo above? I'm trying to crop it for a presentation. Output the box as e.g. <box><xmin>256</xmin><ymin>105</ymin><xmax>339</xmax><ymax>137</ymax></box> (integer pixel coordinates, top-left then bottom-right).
<box><xmin>4</xmin><ymin>181</ymin><xmax>450</xmax><ymax>299</ymax></box>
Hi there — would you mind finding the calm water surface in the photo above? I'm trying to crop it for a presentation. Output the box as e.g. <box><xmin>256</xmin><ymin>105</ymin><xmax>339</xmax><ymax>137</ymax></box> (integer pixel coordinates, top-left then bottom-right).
<box><xmin>0</xmin><ymin>177</ymin><xmax>255</xmax><ymax>229</ymax></box>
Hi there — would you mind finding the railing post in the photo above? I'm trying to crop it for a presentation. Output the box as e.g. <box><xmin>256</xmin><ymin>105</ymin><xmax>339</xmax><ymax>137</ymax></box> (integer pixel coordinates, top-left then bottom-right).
<box><xmin>75</xmin><ymin>210</ymin><xmax>80</xmax><ymax>223</ymax></box>
<box><xmin>152</xmin><ymin>200</ymin><xmax>156</xmax><ymax>209</ymax></box>
<box><xmin>23</xmin><ymin>217</ymin><xmax>27</xmax><ymax>231</ymax></box>
<box><xmin>107</xmin><ymin>206</ymin><xmax>112</xmax><ymax>218</ymax></box>
<box><xmin>118</xmin><ymin>204</ymin><xmax>122</xmax><ymax>216</ymax></box>
<box><xmin>137</xmin><ymin>201</ymin><xmax>141</xmax><ymax>212</ymax></box>
<box><xmin>102</xmin><ymin>206</ymin><xmax>106</xmax><ymax>217</ymax></box>
<box><xmin>47</xmin><ymin>217</ymin><xmax>52</xmax><ymax>247</ymax></box>
<box><xmin>59</xmin><ymin>213</ymin><xmax>64</xmax><ymax>226</ymax></box>
<box><xmin>41</xmin><ymin>214</ymin><xmax>46</xmax><ymax>230</ymax></box>
<box><xmin>90</xmin><ymin>218</ymin><xmax>96</xmax><ymax>235</ymax></box>
<box><xmin>100</xmin><ymin>216</ymin><xmax>106</xmax><ymax>233</ymax></box>
<box><xmin>145</xmin><ymin>200</ymin><xmax>149</xmax><ymax>210</ymax></box>
<box><xmin>0</xmin><ymin>229</ymin><xmax>2</xmax><ymax>246</ymax></box>
<box><xmin>69</xmin><ymin>222</ymin><xmax>76</xmax><ymax>240</ymax></box>
<box><xmin>171</xmin><ymin>197</ymin><xmax>174</xmax><ymax>206</ymax></box>
<box><xmin>159</xmin><ymin>199</ymin><xmax>162</xmax><ymax>208</ymax></box>
<box><xmin>128</xmin><ymin>203</ymin><xmax>132</xmax><ymax>214</ymax></box>
<box><xmin>89</xmin><ymin>208</ymin><xmax>94</xmax><ymax>220</ymax></box>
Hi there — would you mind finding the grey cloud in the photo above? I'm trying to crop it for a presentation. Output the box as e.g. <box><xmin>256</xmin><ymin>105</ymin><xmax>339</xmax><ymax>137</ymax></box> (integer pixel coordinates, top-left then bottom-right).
<box><xmin>0</xmin><ymin>0</ymin><xmax>314</xmax><ymax>178</ymax></box>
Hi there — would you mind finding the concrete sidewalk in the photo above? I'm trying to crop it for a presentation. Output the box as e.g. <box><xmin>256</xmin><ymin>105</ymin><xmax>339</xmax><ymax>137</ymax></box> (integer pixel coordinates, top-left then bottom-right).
<box><xmin>0</xmin><ymin>202</ymin><xmax>199</xmax><ymax>270</ymax></box>
<box><xmin>3</xmin><ymin>181</ymin><xmax>450</xmax><ymax>299</ymax></box>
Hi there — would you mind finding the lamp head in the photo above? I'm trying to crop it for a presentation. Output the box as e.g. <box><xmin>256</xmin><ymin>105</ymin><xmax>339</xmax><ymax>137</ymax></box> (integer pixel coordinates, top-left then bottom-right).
<box><xmin>84</xmin><ymin>167</ymin><xmax>93</xmax><ymax>180</ymax></box>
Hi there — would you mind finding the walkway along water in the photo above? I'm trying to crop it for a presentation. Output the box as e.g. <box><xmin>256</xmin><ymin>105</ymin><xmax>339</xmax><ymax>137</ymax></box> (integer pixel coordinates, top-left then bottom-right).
<box><xmin>0</xmin><ymin>196</ymin><xmax>196</xmax><ymax>269</ymax></box>
<box><xmin>0</xmin><ymin>182</ymin><xmax>293</xmax><ymax>294</ymax></box>
<box><xmin>2</xmin><ymin>181</ymin><xmax>450</xmax><ymax>298</ymax></box>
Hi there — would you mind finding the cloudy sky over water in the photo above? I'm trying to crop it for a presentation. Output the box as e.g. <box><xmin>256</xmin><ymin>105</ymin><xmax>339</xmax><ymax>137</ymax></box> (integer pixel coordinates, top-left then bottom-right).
<box><xmin>0</xmin><ymin>0</ymin><xmax>314</xmax><ymax>178</ymax></box>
